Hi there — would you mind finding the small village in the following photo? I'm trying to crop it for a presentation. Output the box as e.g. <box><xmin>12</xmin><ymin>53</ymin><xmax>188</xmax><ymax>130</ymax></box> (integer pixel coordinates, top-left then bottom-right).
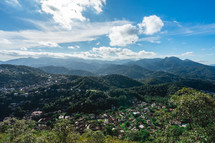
<box><xmin>12</xmin><ymin>100</ymin><xmax>187</xmax><ymax>139</ymax></box>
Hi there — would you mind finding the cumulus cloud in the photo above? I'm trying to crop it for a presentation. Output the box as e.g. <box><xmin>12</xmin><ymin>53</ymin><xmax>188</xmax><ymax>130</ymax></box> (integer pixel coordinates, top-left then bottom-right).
<box><xmin>0</xmin><ymin>47</ymin><xmax>156</xmax><ymax>60</ymax></box>
<box><xmin>92</xmin><ymin>47</ymin><xmax>156</xmax><ymax>59</ymax></box>
<box><xmin>138</xmin><ymin>15</ymin><xmax>164</xmax><ymax>35</ymax></box>
<box><xmin>109</xmin><ymin>24</ymin><xmax>139</xmax><ymax>46</ymax></box>
<box><xmin>108</xmin><ymin>15</ymin><xmax>164</xmax><ymax>46</ymax></box>
<box><xmin>39</xmin><ymin>0</ymin><xmax>106</xmax><ymax>29</ymax></box>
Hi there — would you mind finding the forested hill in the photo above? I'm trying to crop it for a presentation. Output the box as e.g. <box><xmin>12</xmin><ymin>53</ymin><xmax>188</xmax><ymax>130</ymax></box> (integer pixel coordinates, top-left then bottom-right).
<box><xmin>1</xmin><ymin>64</ymin><xmax>215</xmax><ymax>120</ymax></box>
<box><xmin>0</xmin><ymin>64</ymin><xmax>48</xmax><ymax>88</ymax></box>
<box><xmin>0</xmin><ymin>64</ymin><xmax>215</xmax><ymax>142</ymax></box>
<box><xmin>39</xmin><ymin>66</ymin><xmax>94</xmax><ymax>76</ymax></box>
<box><xmin>128</xmin><ymin>57</ymin><xmax>215</xmax><ymax>80</ymax></box>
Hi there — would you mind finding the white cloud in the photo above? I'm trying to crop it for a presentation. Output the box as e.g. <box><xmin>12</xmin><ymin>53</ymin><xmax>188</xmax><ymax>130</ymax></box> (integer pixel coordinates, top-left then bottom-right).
<box><xmin>20</xmin><ymin>47</ymin><xmax>27</xmax><ymax>51</ymax></box>
<box><xmin>108</xmin><ymin>15</ymin><xmax>164</xmax><ymax>46</ymax></box>
<box><xmin>138</xmin><ymin>15</ymin><xmax>164</xmax><ymax>35</ymax></box>
<box><xmin>167</xmin><ymin>23</ymin><xmax>215</xmax><ymax>36</ymax></box>
<box><xmin>92</xmin><ymin>47</ymin><xmax>156</xmax><ymax>59</ymax></box>
<box><xmin>39</xmin><ymin>41</ymin><xmax>59</xmax><ymax>47</ymax></box>
<box><xmin>68</xmin><ymin>45</ymin><xmax>81</xmax><ymax>49</ymax></box>
<box><xmin>68</xmin><ymin>46</ymin><xmax>75</xmax><ymax>49</ymax></box>
<box><xmin>161</xmin><ymin>52</ymin><xmax>194</xmax><ymax>58</ymax></box>
<box><xmin>0</xmin><ymin>47</ymin><xmax>156</xmax><ymax>60</ymax></box>
<box><xmin>5</xmin><ymin>0</ymin><xmax>21</xmax><ymax>7</ymax></box>
<box><xmin>109</xmin><ymin>24</ymin><xmax>139</xmax><ymax>46</ymax></box>
<box><xmin>75</xmin><ymin>45</ymin><xmax>80</xmax><ymax>49</ymax></box>
<box><xmin>139</xmin><ymin>36</ymin><xmax>161</xmax><ymax>44</ymax></box>
<box><xmin>0</xmin><ymin>38</ymin><xmax>11</xmax><ymax>44</ymax></box>
<box><xmin>173</xmin><ymin>20</ymin><xmax>182</xmax><ymax>27</ymax></box>
<box><xmin>96</xmin><ymin>42</ymin><xmax>100</xmax><ymax>46</ymax></box>
<box><xmin>181</xmin><ymin>52</ymin><xmax>193</xmax><ymax>56</ymax></box>
<box><xmin>0</xmin><ymin>20</ymin><xmax>129</xmax><ymax>50</ymax></box>
<box><xmin>39</xmin><ymin>0</ymin><xmax>106</xmax><ymax>29</ymax></box>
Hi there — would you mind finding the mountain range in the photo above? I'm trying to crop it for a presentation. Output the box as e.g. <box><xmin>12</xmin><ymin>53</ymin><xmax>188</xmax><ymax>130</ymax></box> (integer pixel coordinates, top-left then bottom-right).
<box><xmin>1</xmin><ymin>59</ymin><xmax>215</xmax><ymax>121</ymax></box>
<box><xmin>1</xmin><ymin>57</ymin><xmax>215</xmax><ymax>82</ymax></box>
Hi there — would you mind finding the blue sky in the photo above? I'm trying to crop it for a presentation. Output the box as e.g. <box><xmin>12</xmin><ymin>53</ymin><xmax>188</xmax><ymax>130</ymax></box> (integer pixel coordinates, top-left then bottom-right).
<box><xmin>0</xmin><ymin>0</ymin><xmax>215</xmax><ymax>64</ymax></box>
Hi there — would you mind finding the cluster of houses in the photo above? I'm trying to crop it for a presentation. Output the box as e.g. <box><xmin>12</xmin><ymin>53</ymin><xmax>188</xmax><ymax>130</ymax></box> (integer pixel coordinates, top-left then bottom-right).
<box><xmin>27</xmin><ymin>101</ymin><xmax>169</xmax><ymax>136</ymax></box>
<box><xmin>2</xmin><ymin>94</ymin><xmax>188</xmax><ymax>140</ymax></box>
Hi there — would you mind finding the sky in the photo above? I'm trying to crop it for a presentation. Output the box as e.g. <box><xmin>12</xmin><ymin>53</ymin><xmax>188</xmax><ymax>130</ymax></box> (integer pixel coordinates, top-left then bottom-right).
<box><xmin>0</xmin><ymin>0</ymin><xmax>215</xmax><ymax>64</ymax></box>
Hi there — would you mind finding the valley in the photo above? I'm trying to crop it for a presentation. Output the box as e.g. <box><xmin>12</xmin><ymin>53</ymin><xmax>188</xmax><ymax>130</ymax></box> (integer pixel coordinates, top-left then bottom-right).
<box><xmin>0</xmin><ymin>57</ymin><xmax>215</xmax><ymax>142</ymax></box>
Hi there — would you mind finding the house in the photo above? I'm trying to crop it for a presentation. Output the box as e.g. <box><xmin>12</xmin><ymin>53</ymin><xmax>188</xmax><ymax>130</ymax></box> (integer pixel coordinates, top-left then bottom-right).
<box><xmin>133</xmin><ymin>112</ymin><xmax>140</xmax><ymax>115</ymax></box>
<box><xmin>139</xmin><ymin>125</ymin><xmax>144</xmax><ymax>129</ymax></box>
<box><xmin>32</xmin><ymin>111</ymin><xmax>42</xmax><ymax>116</ymax></box>
<box><xmin>147</xmin><ymin>120</ymin><xmax>152</xmax><ymax>126</ymax></box>
<box><xmin>180</xmin><ymin>123</ymin><xmax>187</xmax><ymax>128</ymax></box>
<box><xmin>59</xmin><ymin>115</ymin><xmax>64</xmax><ymax>119</ymax></box>
<box><xmin>151</xmin><ymin>103</ymin><xmax>156</xmax><ymax>108</ymax></box>
<box><xmin>104</xmin><ymin>119</ymin><xmax>109</xmax><ymax>125</ymax></box>
<box><xmin>65</xmin><ymin>116</ymin><xmax>71</xmax><ymax>119</ymax></box>
<box><xmin>144</xmin><ymin>108</ymin><xmax>150</xmax><ymax>112</ymax></box>
<box><xmin>89</xmin><ymin>114</ymin><xmax>96</xmax><ymax>119</ymax></box>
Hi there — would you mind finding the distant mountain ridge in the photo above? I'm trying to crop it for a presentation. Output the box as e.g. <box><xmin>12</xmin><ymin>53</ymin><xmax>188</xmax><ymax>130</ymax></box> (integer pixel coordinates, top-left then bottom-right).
<box><xmin>1</xmin><ymin>57</ymin><xmax>131</xmax><ymax>72</ymax></box>
<box><xmin>1</xmin><ymin>57</ymin><xmax>215</xmax><ymax>81</ymax></box>
<box><xmin>39</xmin><ymin>66</ymin><xmax>94</xmax><ymax>76</ymax></box>
<box><xmin>128</xmin><ymin>57</ymin><xmax>215</xmax><ymax>80</ymax></box>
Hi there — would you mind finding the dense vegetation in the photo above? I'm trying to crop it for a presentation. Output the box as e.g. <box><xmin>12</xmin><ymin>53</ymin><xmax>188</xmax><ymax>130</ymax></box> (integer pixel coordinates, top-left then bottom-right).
<box><xmin>1</xmin><ymin>64</ymin><xmax>215</xmax><ymax>120</ymax></box>
<box><xmin>1</xmin><ymin>88</ymin><xmax>215</xmax><ymax>142</ymax></box>
<box><xmin>152</xmin><ymin>88</ymin><xmax>215</xmax><ymax>142</ymax></box>
<box><xmin>0</xmin><ymin>118</ymin><xmax>133</xmax><ymax>143</ymax></box>
<box><xmin>0</xmin><ymin>64</ymin><xmax>48</xmax><ymax>88</ymax></box>
<box><xmin>1</xmin><ymin>58</ymin><xmax>215</xmax><ymax>142</ymax></box>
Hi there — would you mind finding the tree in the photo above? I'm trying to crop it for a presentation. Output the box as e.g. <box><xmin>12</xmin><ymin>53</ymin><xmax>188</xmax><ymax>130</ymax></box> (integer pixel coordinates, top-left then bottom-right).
<box><xmin>2</xmin><ymin>118</ymin><xmax>36</xmax><ymax>142</ymax></box>
<box><xmin>152</xmin><ymin>88</ymin><xmax>215</xmax><ymax>142</ymax></box>
<box><xmin>40</xmin><ymin>131</ymin><xmax>60</xmax><ymax>143</ymax></box>
<box><xmin>53</xmin><ymin>119</ymin><xmax>74</xmax><ymax>142</ymax></box>
<box><xmin>83</xmin><ymin>130</ymin><xmax>105</xmax><ymax>143</ymax></box>
<box><xmin>66</xmin><ymin>132</ymin><xmax>81</xmax><ymax>143</ymax></box>
<box><xmin>170</xmin><ymin>88</ymin><xmax>215</xmax><ymax>129</ymax></box>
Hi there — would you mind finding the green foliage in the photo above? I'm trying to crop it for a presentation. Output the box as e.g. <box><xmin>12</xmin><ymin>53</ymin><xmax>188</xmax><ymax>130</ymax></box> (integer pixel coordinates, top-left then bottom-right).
<box><xmin>152</xmin><ymin>88</ymin><xmax>215</xmax><ymax>142</ymax></box>
<box><xmin>170</xmin><ymin>88</ymin><xmax>215</xmax><ymax>128</ymax></box>
<box><xmin>66</xmin><ymin>132</ymin><xmax>81</xmax><ymax>143</ymax></box>
<box><xmin>0</xmin><ymin>118</ymin><xmax>135</xmax><ymax>143</ymax></box>
<box><xmin>0</xmin><ymin>64</ymin><xmax>47</xmax><ymax>88</ymax></box>
<box><xmin>0</xmin><ymin>118</ymin><xmax>36</xmax><ymax>142</ymax></box>
<box><xmin>124</xmin><ymin>130</ymin><xmax>150</xmax><ymax>142</ymax></box>
<box><xmin>104</xmin><ymin>124</ymin><xmax>118</xmax><ymax>136</ymax></box>
<box><xmin>83</xmin><ymin>130</ymin><xmax>105</xmax><ymax>143</ymax></box>
<box><xmin>151</xmin><ymin>125</ymin><xmax>186</xmax><ymax>143</ymax></box>
<box><xmin>53</xmin><ymin>119</ymin><xmax>74</xmax><ymax>142</ymax></box>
